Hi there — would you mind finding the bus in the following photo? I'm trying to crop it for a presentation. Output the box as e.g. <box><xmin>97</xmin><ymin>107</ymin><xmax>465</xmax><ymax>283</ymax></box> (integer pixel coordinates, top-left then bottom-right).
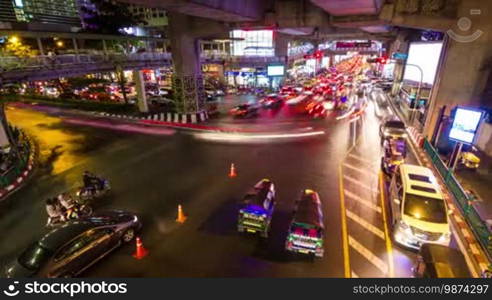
<box><xmin>285</xmin><ymin>189</ymin><xmax>324</xmax><ymax>258</ymax></box>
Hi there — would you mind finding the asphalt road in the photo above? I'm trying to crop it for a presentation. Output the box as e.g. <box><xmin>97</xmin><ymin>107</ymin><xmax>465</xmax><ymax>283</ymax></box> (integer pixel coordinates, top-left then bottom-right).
<box><xmin>0</xmin><ymin>91</ymin><xmax>418</xmax><ymax>278</ymax></box>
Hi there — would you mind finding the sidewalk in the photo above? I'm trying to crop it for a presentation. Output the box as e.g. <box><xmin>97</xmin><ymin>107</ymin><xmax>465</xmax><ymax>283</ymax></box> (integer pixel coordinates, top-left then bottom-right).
<box><xmin>0</xmin><ymin>128</ymin><xmax>36</xmax><ymax>201</ymax></box>
<box><xmin>454</xmin><ymin>150</ymin><xmax>492</xmax><ymax>223</ymax></box>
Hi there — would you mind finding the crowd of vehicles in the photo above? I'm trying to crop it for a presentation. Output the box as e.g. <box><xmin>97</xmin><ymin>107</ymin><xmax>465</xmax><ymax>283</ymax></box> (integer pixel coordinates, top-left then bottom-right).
<box><xmin>228</xmin><ymin>67</ymin><xmax>356</xmax><ymax>120</ymax></box>
<box><xmin>237</xmin><ymin>180</ymin><xmax>325</xmax><ymax>258</ymax></box>
<box><xmin>373</xmin><ymin>80</ymin><xmax>472</xmax><ymax>277</ymax></box>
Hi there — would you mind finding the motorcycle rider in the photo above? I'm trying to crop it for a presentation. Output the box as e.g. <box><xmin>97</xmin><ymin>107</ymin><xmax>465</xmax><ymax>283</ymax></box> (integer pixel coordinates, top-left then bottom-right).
<box><xmin>83</xmin><ymin>171</ymin><xmax>104</xmax><ymax>192</ymax></box>
<box><xmin>46</xmin><ymin>198</ymin><xmax>64</xmax><ymax>224</ymax></box>
<box><xmin>58</xmin><ymin>192</ymin><xmax>74</xmax><ymax>210</ymax></box>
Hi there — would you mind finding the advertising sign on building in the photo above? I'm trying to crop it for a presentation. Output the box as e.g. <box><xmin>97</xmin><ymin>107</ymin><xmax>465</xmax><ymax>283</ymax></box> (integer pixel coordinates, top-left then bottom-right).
<box><xmin>449</xmin><ymin>107</ymin><xmax>485</xmax><ymax>144</ymax></box>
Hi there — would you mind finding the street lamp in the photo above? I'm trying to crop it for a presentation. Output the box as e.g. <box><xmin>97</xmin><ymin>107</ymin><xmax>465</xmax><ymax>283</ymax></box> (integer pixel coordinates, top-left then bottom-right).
<box><xmin>9</xmin><ymin>36</ymin><xmax>19</xmax><ymax>44</ymax></box>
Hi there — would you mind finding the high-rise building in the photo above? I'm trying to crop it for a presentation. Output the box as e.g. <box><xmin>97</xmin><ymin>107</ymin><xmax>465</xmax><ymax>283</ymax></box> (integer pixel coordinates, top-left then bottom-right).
<box><xmin>0</xmin><ymin>0</ymin><xmax>18</xmax><ymax>23</ymax></box>
<box><xmin>127</xmin><ymin>4</ymin><xmax>167</xmax><ymax>27</ymax></box>
<box><xmin>1</xmin><ymin>0</ymin><xmax>81</xmax><ymax>26</ymax></box>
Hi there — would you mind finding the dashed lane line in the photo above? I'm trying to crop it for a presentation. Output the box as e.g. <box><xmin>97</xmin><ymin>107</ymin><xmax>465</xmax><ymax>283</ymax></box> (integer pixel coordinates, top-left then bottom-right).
<box><xmin>346</xmin><ymin>209</ymin><xmax>385</xmax><ymax>240</ymax></box>
<box><xmin>379</xmin><ymin>171</ymin><xmax>395</xmax><ymax>278</ymax></box>
<box><xmin>344</xmin><ymin>189</ymin><xmax>381</xmax><ymax>214</ymax></box>
<box><xmin>349</xmin><ymin>235</ymin><xmax>388</xmax><ymax>275</ymax></box>
<box><xmin>343</xmin><ymin>162</ymin><xmax>378</xmax><ymax>179</ymax></box>
<box><xmin>343</xmin><ymin>175</ymin><xmax>379</xmax><ymax>193</ymax></box>
<box><xmin>339</xmin><ymin>165</ymin><xmax>351</xmax><ymax>278</ymax></box>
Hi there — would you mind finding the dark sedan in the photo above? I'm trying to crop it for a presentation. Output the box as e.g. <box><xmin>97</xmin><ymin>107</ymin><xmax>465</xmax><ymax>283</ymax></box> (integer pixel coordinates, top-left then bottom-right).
<box><xmin>379</xmin><ymin>118</ymin><xmax>407</xmax><ymax>142</ymax></box>
<box><xmin>229</xmin><ymin>104</ymin><xmax>259</xmax><ymax>118</ymax></box>
<box><xmin>5</xmin><ymin>210</ymin><xmax>141</xmax><ymax>278</ymax></box>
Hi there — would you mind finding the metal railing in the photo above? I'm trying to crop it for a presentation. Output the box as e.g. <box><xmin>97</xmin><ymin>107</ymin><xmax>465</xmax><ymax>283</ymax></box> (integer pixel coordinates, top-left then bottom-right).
<box><xmin>1</xmin><ymin>51</ymin><xmax>285</xmax><ymax>72</ymax></box>
<box><xmin>423</xmin><ymin>139</ymin><xmax>492</xmax><ymax>259</ymax></box>
<box><xmin>0</xmin><ymin>130</ymin><xmax>31</xmax><ymax>189</ymax></box>
<box><xmin>0</xmin><ymin>52</ymin><xmax>173</xmax><ymax>71</ymax></box>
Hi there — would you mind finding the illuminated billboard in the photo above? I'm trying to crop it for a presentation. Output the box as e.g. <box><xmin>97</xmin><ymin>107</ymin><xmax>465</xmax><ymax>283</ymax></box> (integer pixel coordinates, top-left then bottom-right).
<box><xmin>449</xmin><ymin>107</ymin><xmax>484</xmax><ymax>144</ymax></box>
<box><xmin>230</xmin><ymin>30</ymin><xmax>274</xmax><ymax>56</ymax></box>
<box><xmin>403</xmin><ymin>42</ymin><xmax>443</xmax><ymax>85</ymax></box>
<box><xmin>267</xmin><ymin>65</ymin><xmax>285</xmax><ymax>77</ymax></box>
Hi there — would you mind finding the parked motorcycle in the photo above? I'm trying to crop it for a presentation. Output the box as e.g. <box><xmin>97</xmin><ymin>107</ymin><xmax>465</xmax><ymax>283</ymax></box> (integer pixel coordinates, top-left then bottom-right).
<box><xmin>459</xmin><ymin>146</ymin><xmax>480</xmax><ymax>170</ymax></box>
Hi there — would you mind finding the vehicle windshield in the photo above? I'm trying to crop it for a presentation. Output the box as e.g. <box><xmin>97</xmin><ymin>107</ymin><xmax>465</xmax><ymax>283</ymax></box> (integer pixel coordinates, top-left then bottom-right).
<box><xmin>404</xmin><ymin>194</ymin><xmax>447</xmax><ymax>224</ymax></box>
<box><xmin>18</xmin><ymin>243</ymin><xmax>52</xmax><ymax>271</ymax></box>
<box><xmin>385</xmin><ymin>121</ymin><xmax>405</xmax><ymax>129</ymax></box>
<box><xmin>291</xmin><ymin>224</ymin><xmax>322</xmax><ymax>238</ymax></box>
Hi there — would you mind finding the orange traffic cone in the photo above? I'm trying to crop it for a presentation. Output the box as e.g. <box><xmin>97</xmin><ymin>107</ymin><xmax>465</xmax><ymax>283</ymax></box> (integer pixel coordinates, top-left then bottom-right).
<box><xmin>229</xmin><ymin>163</ymin><xmax>237</xmax><ymax>178</ymax></box>
<box><xmin>132</xmin><ymin>237</ymin><xmax>148</xmax><ymax>260</ymax></box>
<box><xmin>176</xmin><ymin>204</ymin><xmax>187</xmax><ymax>223</ymax></box>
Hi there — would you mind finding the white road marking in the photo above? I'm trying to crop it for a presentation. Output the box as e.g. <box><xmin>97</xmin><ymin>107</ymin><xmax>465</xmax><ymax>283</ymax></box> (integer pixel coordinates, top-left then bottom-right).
<box><xmin>343</xmin><ymin>175</ymin><xmax>378</xmax><ymax>193</ymax></box>
<box><xmin>346</xmin><ymin>209</ymin><xmax>385</xmax><ymax>240</ymax></box>
<box><xmin>344</xmin><ymin>189</ymin><xmax>381</xmax><ymax>214</ymax></box>
<box><xmin>343</xmin><ymin>162</ymin><xmax>378</xmax><ymax>179</ymax></box>
<box><xmin>349</xmin><ymin>235</ymin><xmax>388</xmax><ymax>275</ymax></box>
<box><xmin>351</xmin><ymin>270</ymin><xmax>359</xmax><ymax>278</ymax></box>
<box><xmin>348</xmin><ymin>153</ymin><xmax>377</xmax><ymax>166</ymax></box>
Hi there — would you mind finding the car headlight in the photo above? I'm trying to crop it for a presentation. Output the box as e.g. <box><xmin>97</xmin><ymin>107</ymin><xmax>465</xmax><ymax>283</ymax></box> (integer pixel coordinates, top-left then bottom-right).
<box><xmin>438</xmin><ymin>231</ymin><xmax>451</xmax><ymax>242</ymax></box>
<box><xmin>398</xmin><ymin>220</ymin><xmax>412</xmax><ymax>235</ymax></box>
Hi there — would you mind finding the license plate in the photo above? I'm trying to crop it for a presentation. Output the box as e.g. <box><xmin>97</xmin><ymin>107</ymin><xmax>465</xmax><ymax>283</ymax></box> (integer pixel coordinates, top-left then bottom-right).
<box><xmin>247</xmin><ymin>229</ymin><xmax>256</xmax><ymax>233</ymax></box>
<box><xmin>299</xmin><ymin>249</ymin><xmax>309</xmax><ymax>254</ymax></box>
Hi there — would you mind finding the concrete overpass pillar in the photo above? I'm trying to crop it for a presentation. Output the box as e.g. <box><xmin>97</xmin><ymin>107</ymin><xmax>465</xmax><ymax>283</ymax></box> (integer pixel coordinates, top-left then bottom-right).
<box><xmin>423</xmin><ymin>0</ymin><xmax>492</xmax><ymax>138</ymax></box>
<box><xmin>389</xmin><ymin>33</ymin><xmax>410</xmax><ymax>96</ymax></box>
<box><xmin>132</xmin><ymin>70</ymin><xmax>149</xmax><ymax>113</ymax></box>
<box><xmin>274</xmin><ymin>33</ymin><xmax>289</xmax><ymax>62</ymax></box>
<box><xmin>168</xmin><ymin>12</ymin><xmax>205</xmax><ymax>113</ymax></box>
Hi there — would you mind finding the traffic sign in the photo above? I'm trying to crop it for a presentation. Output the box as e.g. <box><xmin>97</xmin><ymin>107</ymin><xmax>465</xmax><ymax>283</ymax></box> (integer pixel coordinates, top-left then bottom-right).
<box><xmin>392</xmin><ymin>52</ymin><xmax>408</xmax><ymax>60</ymax></box>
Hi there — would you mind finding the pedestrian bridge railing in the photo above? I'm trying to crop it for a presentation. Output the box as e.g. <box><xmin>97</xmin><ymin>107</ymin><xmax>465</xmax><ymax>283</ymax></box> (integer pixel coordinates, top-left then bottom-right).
<box><xmin>423</xmin><ymin>139</ymin><xmax>492</xmax><ymax>260</ymax></box>
<box><xmin>0</xmin><ymin>52</ymin><xmax>173</xmax><ymax>71</ymax></box>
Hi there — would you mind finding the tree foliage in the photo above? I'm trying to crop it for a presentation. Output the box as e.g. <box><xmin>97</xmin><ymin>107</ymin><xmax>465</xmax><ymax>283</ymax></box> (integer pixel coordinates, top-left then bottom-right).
<box><xmin>1</xmin><ymin>38</ymin><xmax>37</xmax><ymax>58</ymax></box>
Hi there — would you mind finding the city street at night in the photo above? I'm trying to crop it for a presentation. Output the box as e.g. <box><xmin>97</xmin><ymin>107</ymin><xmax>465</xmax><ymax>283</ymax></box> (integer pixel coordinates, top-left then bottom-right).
<box><xmin>1</xmin><ymin>0</ymin><xmax>492</xmax><ymax>285</ymax></box>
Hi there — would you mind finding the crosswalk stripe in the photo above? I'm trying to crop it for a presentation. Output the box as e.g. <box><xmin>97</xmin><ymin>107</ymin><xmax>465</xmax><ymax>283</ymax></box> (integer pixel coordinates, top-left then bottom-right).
<box><xmin>343</xmin><ymin>175</ymin><xmax>378</xmax><ymax>193</ymax></box>
<box><xmin>348</xmin><ymin>153</ymin><xmax>377</xmax><ymax>166</ymax></box>
<box><xmin>344</xmin><ymin>189</ymin><xmax>381</xmax><ymax>214</ymax></box>
<box><xmin>346</xmin><ymin>209</ymin><xmax>385</xmax><ymax>240</ymax></box>
<box><xmin>349</xmin><ymin>235</ymin><xmax>388</xmax><ymax>275</ymax></box>
<box><xmin>343</xmin><ymin>162</ymin><xmax>378</xmax><ymax>179</ymax></box>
